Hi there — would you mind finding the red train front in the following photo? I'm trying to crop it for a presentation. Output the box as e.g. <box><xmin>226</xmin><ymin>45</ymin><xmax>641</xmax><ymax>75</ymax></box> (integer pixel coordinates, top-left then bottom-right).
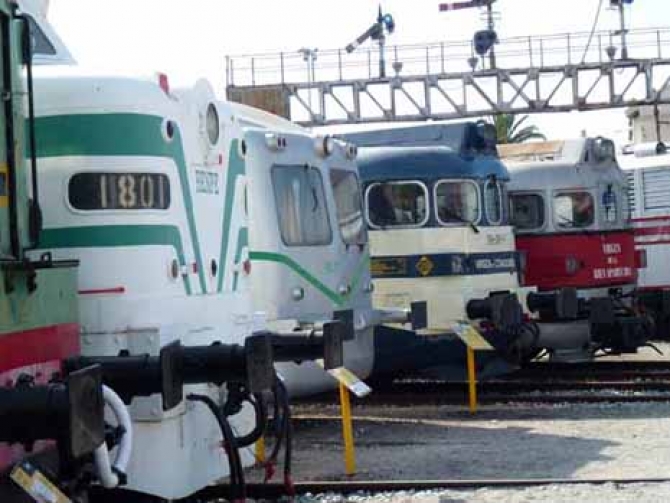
<box><xmin>502</xmin><ymin>138</ymin><xmax>649</xmax><ymax>361</ymax></box>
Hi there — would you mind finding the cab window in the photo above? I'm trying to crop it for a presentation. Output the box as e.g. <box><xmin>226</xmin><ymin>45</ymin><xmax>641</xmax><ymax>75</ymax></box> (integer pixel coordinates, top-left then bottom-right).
<box><xmin>272</xmin><ymin>165</ymin><xmax>332</xmax><ymax>246</ymax></box>
<box><xmin>366</xmin><ymin>182</ymin><xmax>428</xmax><ymax>228</ymax></box>
<box><xmin>554</xmin><ymin>191</ymin><xmax>594</xmax><ymax>229</ymax></box>
<box><xmin>434</xmin><ymin>180</ymin><xmax>480</xmax><ymax>225</ymax></box>
<box><xmin>484</xmin><ymin>179</ymin><xmax>503</xmax><ymax>225</ymax></box>
<box><xmin>510</xmin><ymin>193</ymin><xmax>545</xmax><ymax>230</ymax></box>
<box><xmin>330</xmin><ymin>169</ymin><xmax>366</xmax><ymax>245</ymax></box>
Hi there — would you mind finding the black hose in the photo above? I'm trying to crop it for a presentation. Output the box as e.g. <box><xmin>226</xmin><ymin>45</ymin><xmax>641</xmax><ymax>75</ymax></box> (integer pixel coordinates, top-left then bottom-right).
<box><xmin>187</xmin><ymin>393</ymin><xmax>246</xmax><ymax>502</ymax></box>
<box><xmin>279</xmin><ymin>380</ymin><xmax>293</xmax><ymax>492</ymax></box>
<box><xmin>233</xmin><ymin>393</ymin><xmax>268</xmax><ymax>448</ymax></box>
<box><xmin>262</xmin><ymin>376</ymin><xmax>295</xmax><ymax>492</ymax></box>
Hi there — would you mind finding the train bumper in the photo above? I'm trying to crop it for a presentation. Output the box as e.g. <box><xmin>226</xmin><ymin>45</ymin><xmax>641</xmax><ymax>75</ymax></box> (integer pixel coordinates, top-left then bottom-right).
<box><xmin>527</xmin><ymin>289</ymin><xmax>651</xmax><ymax>357</ymax></box>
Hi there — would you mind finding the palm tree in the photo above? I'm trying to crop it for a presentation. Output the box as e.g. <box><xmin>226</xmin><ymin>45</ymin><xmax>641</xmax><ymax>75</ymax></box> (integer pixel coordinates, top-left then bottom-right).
<box><xmin>490</xmin><ymin>114</ymin><xmax>547</xmax><ymax>144</ymax></box>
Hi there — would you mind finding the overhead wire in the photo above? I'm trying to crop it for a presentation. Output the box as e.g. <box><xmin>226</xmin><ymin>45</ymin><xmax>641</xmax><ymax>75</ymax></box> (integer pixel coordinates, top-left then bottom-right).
<box><xmin>581</xmin><ymin>0</ymin><xmax>605</xmax><ymax>64</ymax></box>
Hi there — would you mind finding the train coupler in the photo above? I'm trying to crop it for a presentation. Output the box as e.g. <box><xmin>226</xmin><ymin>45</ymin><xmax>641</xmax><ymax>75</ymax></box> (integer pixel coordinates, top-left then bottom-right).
<box><xmin>0</xmin><ymin>365</ymin><xmax>105</xmax><ymax>465</ymax></box>
<box><xmin>589</xmin><ymin>297</ymin><xmax>649</xmax><ymax>354</ymax></box>
<box><xmin>466</xmin><ymin>292</ymin><xmax>523</xmax><ymax>330</ymax></box>
<box><xmin>64</xmin><ymin>322</ymin><xmax>346</xmax><ymax>411</ymax></box>
<box><xmin>527</xmin><ymin>288</ymin><xmax>579</xmax><ymax>320</ymax></box>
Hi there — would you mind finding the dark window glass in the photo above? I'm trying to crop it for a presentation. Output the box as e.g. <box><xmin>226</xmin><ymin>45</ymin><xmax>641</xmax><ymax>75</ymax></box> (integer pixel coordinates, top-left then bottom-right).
<box><xmin>435</xmin><ymin>180</ymin><xmax>480</xmax><ymax>225</ymax></box>
<box><xmin>510</xmin><ymin>194</ymin><xmax>545</xmax><ymax>230</ymax></box>
<box><xmin>330</xmin><ymin>169</ymin><xmax>366</xmax><ymax>245</ymax></box>
<box><xmin>0</xmin><ymin>172</ymin><xmax>6</xmax><ymax>196</ymax></box>
<box><xmin>485</xmin><ymin>180</ymin><xmax>503</xmax><ymax>224</ymax></box>
<box><xmin>366</xmin><ymin>182</ymin><xmax>428</xmax><ymax>228</ymax></box>
<box><xmin>272</xmin><ymin>165</ymin><xmax>332</xmax><ymax>246</ymax></box>
<box><xmin>69</xmin><ymin>173</ymin><xmax>171</xmax><ymax>210</ymax></box>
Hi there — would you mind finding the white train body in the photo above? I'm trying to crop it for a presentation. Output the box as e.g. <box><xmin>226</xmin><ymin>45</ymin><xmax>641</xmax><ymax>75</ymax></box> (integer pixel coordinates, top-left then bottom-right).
<box><xmin>240</xmin><ymin>117</ymin><xmax>374</xmax><ymax>394</ymax></box>
<box><xmin>620</xmin><ymin>143</ymin><xmax>670</xmax><ymax>291</ymax></box>
<box><xmin>33</xmin><ymin>73</ymin><xmax>259</xmax><ymax>499</ymax></box>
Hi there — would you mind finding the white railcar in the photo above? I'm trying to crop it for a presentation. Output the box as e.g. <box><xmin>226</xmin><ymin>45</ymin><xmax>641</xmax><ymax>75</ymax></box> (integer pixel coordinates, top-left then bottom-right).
<box><xmin>620</xmin><ymin>142</ymin><xmax>670</xmax><ymax>337</ymax></box>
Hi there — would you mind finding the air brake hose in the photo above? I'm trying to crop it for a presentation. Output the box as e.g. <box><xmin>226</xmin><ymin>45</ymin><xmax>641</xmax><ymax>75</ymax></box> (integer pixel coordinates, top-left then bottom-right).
<box><xmin>231</xmin><ymin>393</ymin><xmax>268</xmax><ymax>448</ymax></box>
<box><xmin>187</xmin><ymin>394</ymin><xmax>246</xmax><ymax>502</ymax></box>
<box><xmin>94</xmin><ymin>385</ymin><xmax>133</xmax><ymax>488</ymax></box>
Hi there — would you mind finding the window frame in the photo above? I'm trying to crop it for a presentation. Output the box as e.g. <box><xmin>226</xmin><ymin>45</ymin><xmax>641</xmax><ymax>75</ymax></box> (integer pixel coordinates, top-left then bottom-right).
<box><xmin>433</xmin><ymin>178</ymin><xmax>482</xmax><ymax>227</ymax></box>
<box><xmin>364</xmin><ymin>180</ymin><xmax>430</xmax><ymax>230</ymax></box>
<box><xmin>271</xmin><ymin>164</ymin><xmax>333</xmax><ymax>247</ymax></box>
<box><xmin>509</xmin><ymin>191</ymin><xmax>546</xmax><ymax>232</ymax></box>
<box><xmin>484</xmin><ymin>178</ymin><xmax>503</xmax><ymax>225</ymax></box>
<box><xmin>329</xmin><ymin>168</ymin><xmax>367</xmax><ymax>246</ymax></box>
<box><xmin>552</xmin><ymin>189</ymin><xmax>596</xmax><ymax>230</ymax></box>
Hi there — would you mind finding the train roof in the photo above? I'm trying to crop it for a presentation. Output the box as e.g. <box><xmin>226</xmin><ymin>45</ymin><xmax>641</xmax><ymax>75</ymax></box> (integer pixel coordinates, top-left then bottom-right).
<box><xmin>618</xmin><ymin>142</ymin><xmax>670</xmax><ymax>170</ymax></box>
<box><xmin>356</xmin><ymin>145</ymin><xmax>510</xmax><ymax>183</ymax></box>
<box><xmin>337</xmin><ymin>121</ymin><xmax>498</xmax><ymax>158</ymax></box>
<box><xmin>504</xmin><ymin>138</ymin><xmax>625</xmax><ymax>190</ymax></box>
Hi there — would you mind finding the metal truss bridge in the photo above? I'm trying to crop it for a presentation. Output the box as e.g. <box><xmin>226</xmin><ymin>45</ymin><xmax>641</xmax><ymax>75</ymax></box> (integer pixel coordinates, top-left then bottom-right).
<box><xmin>225</xmin><ymin>27</ymin><xmax>670</xmax><ymax>127</ymax></box>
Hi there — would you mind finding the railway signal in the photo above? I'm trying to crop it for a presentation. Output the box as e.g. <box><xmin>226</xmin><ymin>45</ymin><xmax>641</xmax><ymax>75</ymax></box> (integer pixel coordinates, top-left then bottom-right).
<box><xmin>345</xmin><ymin>6</ymin><xmax>395</xmax><ymax>77</ymax></box>
<box><xmin>439</xmin><ymin>0</ymin><xmax>499</xmax><ymax>69</ymax></box>
<box><xmin>610</xmin><ymin>0</ymin><xmax>634</xmax><ymax>59</ymax></box>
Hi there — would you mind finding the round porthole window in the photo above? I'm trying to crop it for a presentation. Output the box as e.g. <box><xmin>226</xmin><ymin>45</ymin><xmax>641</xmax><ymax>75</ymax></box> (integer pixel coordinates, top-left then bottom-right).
<box><xmin>206</xmin><ymin>103</ymin><xmax>220</xmax><ymax>145</ymax></box>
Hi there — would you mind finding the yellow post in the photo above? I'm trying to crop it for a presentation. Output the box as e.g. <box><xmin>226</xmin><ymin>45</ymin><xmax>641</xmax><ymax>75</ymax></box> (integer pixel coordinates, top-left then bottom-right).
<box><xmin>338</xmin><ymin>382</ymin><xmax>356</xmax><ymax>476</ymax></box>
<box><xmin>466</xmin><ymin>345</ymin><xmax>478</xmax><ymax>414</ymax></box>
<box><xmin>255</xmin><ymin>436</ymin><xmax>265</xmax><ymax>464</ymax></box>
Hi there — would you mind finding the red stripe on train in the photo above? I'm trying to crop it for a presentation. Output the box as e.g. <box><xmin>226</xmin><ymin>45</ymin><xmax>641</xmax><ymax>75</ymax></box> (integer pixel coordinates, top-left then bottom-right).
<box><xmin>633</xmin><ymin>225</ymin><xmax>670</xmax><ymax>237</ymax></box>
<box><xmin>631</xmin><ymin>216</ymin><xmax>670</xmax><ymax>223</ymax></box>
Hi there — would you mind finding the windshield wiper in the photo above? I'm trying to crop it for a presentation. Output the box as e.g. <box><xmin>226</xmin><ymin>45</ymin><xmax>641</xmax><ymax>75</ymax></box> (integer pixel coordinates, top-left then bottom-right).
<box><xmin>442</xmin><ymin>208</ymin><xmax>480</xmax><ymax>234</ymax></box>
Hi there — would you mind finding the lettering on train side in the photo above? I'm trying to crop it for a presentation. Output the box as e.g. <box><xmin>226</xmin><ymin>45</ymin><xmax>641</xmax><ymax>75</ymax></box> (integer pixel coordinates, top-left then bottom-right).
<box><xmin>196</xmin><ymin>170</ymin><xmax>220</xmax><ymax>195</ymax></box>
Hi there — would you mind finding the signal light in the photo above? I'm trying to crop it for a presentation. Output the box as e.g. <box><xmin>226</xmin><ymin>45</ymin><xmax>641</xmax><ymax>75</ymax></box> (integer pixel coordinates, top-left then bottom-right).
<box><xmin>474</xmin><ymin>30</ymin><xmax>497</xmax><ymax>57</ymax></box>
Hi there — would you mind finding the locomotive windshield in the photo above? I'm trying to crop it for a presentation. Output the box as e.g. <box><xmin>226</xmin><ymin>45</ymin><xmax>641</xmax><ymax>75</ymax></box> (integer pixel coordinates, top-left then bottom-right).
<box><xmin>510</xmin><ymin>193</ymin><xmax>545</xmax><ymax>230</ymax></box>
<box><xmin>330</xmin><ymin>169</ymin><xmax>367</xmax><ymax>245</ymax></box>
<box><xmin>484</xmin><ymin>179</ymin><xmax>503</xmax><ymax>225</ymax></box>
<box><xmin>435</xmin><ymin>180</ymin><xmax>480</xmax><ymax>225</ymax></box>
<box><xmin>272</xmin><ymin>165</ymin><xmax>332</xmax><ymax>246</ymax></box>
<box><xmin>366</xmin><ymin>182</ymin><xmax>427</xmax><ymax>228</ymax></box>
<box><xmin>554</xmin><ymin>191</ymin><xmax>595</xmax><ymax>229</ymax></box>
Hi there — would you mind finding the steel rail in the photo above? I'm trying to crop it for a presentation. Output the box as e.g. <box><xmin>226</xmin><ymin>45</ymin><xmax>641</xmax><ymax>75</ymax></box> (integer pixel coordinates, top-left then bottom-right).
<box><xmin>194</xmin><ymin>476</ymin><xmax>670</xmax><ymax>500</ymax></box>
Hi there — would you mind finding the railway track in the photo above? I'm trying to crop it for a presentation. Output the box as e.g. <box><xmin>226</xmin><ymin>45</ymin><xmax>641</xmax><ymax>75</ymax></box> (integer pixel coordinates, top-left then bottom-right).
<box><xmin>195</xmin><ymin>477</ymin><xmax>670</xmax><ymax>500</ymax></box>
<box><xmin>304</xmin><ymin>360</ymin><xmax>670</xmax><ymax>405</ymax></box>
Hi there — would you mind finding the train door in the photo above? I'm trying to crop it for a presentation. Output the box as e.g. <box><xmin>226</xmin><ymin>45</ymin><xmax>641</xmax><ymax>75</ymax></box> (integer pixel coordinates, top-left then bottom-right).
<box><xmin>0</xmin><ymin>8</ymin><xmax>20</xmax><ymax>260</ymax></box>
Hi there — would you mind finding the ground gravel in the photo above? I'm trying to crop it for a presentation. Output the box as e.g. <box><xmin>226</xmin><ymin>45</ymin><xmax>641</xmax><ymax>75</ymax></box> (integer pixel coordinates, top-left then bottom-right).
<box><xmin>278</xmin><ymin>346</ymin><xmax>670</xmax><ymax>502</ymax></box>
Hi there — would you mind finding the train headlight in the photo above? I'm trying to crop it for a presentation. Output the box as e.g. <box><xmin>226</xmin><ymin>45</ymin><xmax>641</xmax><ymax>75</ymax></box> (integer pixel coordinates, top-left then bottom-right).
<box><xmin>265</xmin><ymin>133</ymin><xmax>287</xmax><ymax>151</ymax></box>
<box><xmin>338</xmin><ymin>284</ymin><xmax>351</xmax><ymax>296</ymax></box>
<box><xmin>292</xmin><ymin>287</ymin><xmax>305</xmax><ymax>301</ymax></box>
<box><xmin>345</xmin><ymin>143</ymin><xmax>358</xmax><ymax>160</ymax></box>
<box><xmin>314</xmin><ymin>135</ymin><xmax>335</xmax><ymax>157</ymax></box>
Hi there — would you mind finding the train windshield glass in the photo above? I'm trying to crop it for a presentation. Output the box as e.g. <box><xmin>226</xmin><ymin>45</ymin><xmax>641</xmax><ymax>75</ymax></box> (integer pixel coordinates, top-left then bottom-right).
<box><xmin>435</xmin><ymin>180</ymin><xmax>480</xmax><ymax>225</ymax></box>
<box><xmin>554</xmin><ymin>191</ymin><xmax>594</xmax><ymax>229</ymax></box>
<box><xmin>330</xmin><ymin>169</ymin><xmax>367</xmax><ymax>245</ymax></box>
<box><xmin>510</xmin><ymin>193</ymin><xmax>545</xmax><ymax>230</ymax></box>
<box><xmin>272</xmin><ymin>165</ymin><xmax>332</xmax><ymax>246</ymax></box>
<box><xmin>484</xmin><ymin>179</ymin><xmax>503</xmax><ymax>225</ymax></box>
<box><xmin>366</xmin><ymin>182</ymin><xmax>428</xmax><ymax>228</ymax></box>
